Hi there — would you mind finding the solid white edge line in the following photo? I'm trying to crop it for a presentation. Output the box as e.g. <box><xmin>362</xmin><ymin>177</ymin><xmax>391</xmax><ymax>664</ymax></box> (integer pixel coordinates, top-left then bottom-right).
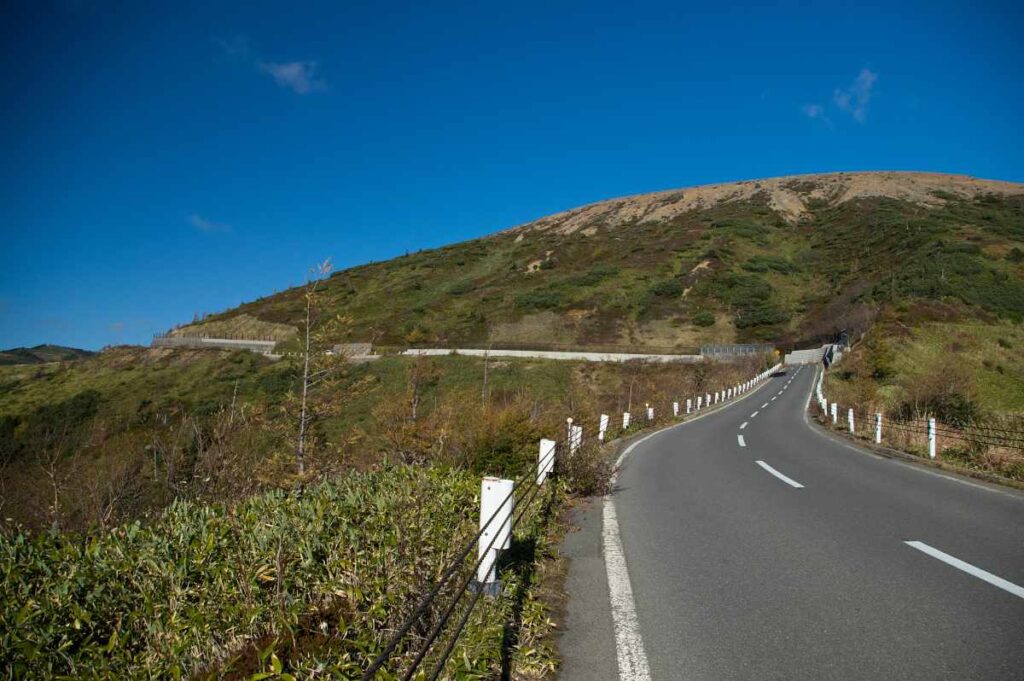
<box><xmin>756</xmin><ymin>460</ymin><xmax>804</xmax><ymax>488</ymax></box>
<box><xmin>600</xmin><ymin>367</ymin><xmax>779</xmax><ymax>680</ymax></box>
<box><xmin>904</xmin><ymin>541</ymin><xmax>1024</xmax><ymax>599</ymax></box>
<box><xmin>740</xmin><ymin>421</ymin><xmax>748</xmax><ymax>430</ymax></box>
<box><xmin>801</xmin><ymin>367</ymin><xmax>1018</xmax><ymax>499</ymax></box>
<box><xmin>737</xmin><ymin>434</ymin><xmax>746</xmax><ymax>447</ymax></box>
<box><xmin>603</xmin><ymin>499</ymin><xmax>653</xmax><ymax>680</ymax></box>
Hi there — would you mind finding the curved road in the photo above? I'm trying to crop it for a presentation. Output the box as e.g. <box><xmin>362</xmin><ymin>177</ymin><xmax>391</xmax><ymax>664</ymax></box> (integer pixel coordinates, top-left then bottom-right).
<box><xmin>561</xmin><ymin>366</ymin><xmax>1024</xmax><ymax>680</ymax></box>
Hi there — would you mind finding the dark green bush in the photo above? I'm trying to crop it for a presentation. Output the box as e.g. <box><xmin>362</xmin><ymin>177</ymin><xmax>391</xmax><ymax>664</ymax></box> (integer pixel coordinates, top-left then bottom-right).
<box><xmin>447</xmin><ymin>279</ymin><xmax>474</xmax><ymax>295</ymax></box>
<box><xmin>572</xmin><ymin>265</ymin><xmax>620</xmax><ymax>287</ymax></box>
<box><xmin>649</xmin><ymin>279</ymin><xmax>683</xmax><ymax>297</ymax></box>
<box><xmin>741</xmin><ymin>255</ymin><xmax>797</xmax><ymax>274</ymax></box>
<box><xmin>692</xmin><ymin>310</ymin><xmax>715</xmax><ymax>327</ymax></box>
<box><xmin>514</xmin><ymin>289</ymin><xmax>564</xmax><ymax>311</ymax></box>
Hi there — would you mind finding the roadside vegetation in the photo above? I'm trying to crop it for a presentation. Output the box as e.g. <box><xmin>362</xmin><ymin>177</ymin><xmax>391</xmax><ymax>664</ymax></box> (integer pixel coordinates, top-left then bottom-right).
<box><xmin>821</xmin><ymin>313</ymin><xmax>1024</xmax><ymax>481</ymax></box>
<box><xmin>0</xmin><ymin>337</ymin><xmax>764</xmax><ymax>677</ymax></box>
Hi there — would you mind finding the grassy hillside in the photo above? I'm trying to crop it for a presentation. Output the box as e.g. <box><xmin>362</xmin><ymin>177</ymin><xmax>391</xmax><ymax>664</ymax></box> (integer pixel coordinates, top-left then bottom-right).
<box><xmin>193</xmin><ymin>173</ymin><xmax>1024</xmax><ymax>352</ymax></box>
<box><xmin>0</xmin><ymin>344</ymin><xmax>759</xmax><ymax>531</ymax></box>
<box><xmin>0</xmin><ymin>344</ymin><xmax>94</xmax><ymax>366</ymax></box>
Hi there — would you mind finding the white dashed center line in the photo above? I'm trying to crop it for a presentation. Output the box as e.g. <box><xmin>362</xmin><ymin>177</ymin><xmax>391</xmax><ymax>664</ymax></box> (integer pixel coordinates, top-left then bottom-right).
<box><xmin>737</xmin><ymin>434</ymin><xmax>746</xmax><ymax>447</ymax></box>
<box><xmin>761</xmin><ymin>403</ymin><xmax>769</xmax><ymax>409</ymax></box>
<box><xmin>756</xmin><ymin>460</ymin><xmax>804</xmax><ymax>488</ymax></box>
<box><xmin>750</xmin><ymin>411</ymin><xmax>759</xmax><ymax>418</ymax></box>
<box><xmin>740</xmin><ymin>421</ymin><xmax>748</xmax><ymax>430</ymax></box>
<box><xmin>905</xmin><ymin>541</ymin><xmax>1024</xmax><ymax>599</ymax></box>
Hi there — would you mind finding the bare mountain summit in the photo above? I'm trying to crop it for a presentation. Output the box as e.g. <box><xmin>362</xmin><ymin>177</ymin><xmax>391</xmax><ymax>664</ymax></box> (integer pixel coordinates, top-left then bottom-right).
<box><xmin>512</xmin><ymin>172</ymin><xmax>1024</xmax><ymax>235</ymax></box>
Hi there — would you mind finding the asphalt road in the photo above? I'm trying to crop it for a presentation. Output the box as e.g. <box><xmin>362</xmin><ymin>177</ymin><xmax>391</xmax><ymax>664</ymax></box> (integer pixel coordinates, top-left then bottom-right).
<box><xmin>560</xmin><ymin>365</ymin><xmax>1024</xmax><ymax>680</ymax></box>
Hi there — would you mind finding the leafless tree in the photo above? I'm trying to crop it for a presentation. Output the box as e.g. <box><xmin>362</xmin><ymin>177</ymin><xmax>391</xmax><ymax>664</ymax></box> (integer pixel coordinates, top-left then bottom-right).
<box><xmin>36</xmin><ymin>427</ymin><xmax>75</xmax><ymax>531</ymax></box>
<box><xmin>293</xmin><ymin>259</ymin><xmax>350</xmax><ymax>476</ymax></box>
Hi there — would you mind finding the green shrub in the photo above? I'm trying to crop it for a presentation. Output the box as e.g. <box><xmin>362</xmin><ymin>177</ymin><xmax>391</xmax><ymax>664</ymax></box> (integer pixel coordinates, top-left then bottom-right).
<box><xmin>572</xmin><ymin>265</ymin><xmax>620</xmax><ymax>287</ymax></box>
<box><xmin>649</xmin><ymin>279</ymin><xmax>683</xmax><ymax>297</ymax></box>
<box><xmin>741</xmin><ymin>255</ymin><xmax>797</xmax><ymax>274</ymax></box>
<box><xmin>447</xmin><ymin>279</ymin><xmax>474</xmax><ymax>295</ymax></box>
<box><xmin>0</xmin><ymin>465</ymin><xmax>510</xmax><ymax>679</ymax></box>
<box><xmin>692</xmin><ymin>310</ymin><xmax>716</xmax><ymax>327</ymax></box>
<box><xmin>514</xmin><ymin>289</ymin><xmax>564</xmax><ymax>311</ymax></box>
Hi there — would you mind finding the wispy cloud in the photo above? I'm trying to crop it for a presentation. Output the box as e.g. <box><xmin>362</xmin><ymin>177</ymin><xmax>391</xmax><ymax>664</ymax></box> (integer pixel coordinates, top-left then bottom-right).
<box><xmin>110</xmin><ymin>322</ymin><xmax>125</xmax><ymax>333</ymax></box>
<box><xmin>221</xmin><ymin>35</ymin><xmax>328</xmax><ymax>95</ymax></box>
<box><xmin>803</xmin><ymin>104</ymin><xmax>825</xmax><ymax>119</ymax></box>
<box><xmin>833</xmin><ymin>68</ymin><xmax>878</xmax><ymax>122</ymax></box>
<box><xmin>258</xmin><ymin>61</ymin><xmax>327</xmax><ymax>95</ymax></box>
<box><xmin>189</xmin><ymin>214</ymin><xmax>231</xmax><ymax>233</ymax></box>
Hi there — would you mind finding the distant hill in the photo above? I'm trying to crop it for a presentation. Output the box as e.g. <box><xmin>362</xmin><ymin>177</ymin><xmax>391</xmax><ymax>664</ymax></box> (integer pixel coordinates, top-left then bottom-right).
<box><xmin>192</xmin><ymin>171</ymin><xmax>1024</xmax><ymax>351</ymax></box>
<box><xmin>0</xmin><ymin>344</ymin><xmax>95</xmax><ymax>366</ymax></box>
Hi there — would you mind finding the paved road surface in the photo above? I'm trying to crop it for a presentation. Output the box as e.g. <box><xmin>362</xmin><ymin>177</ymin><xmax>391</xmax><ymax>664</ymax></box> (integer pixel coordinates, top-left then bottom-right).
<box><xmin>560</xmin><ymin>366</ymin><xmax>1024</xmax><ymax>680</ymax></box>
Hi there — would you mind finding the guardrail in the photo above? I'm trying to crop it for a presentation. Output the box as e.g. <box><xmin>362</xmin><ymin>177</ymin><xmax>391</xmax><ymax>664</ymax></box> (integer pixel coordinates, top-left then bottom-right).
<box><xmin>361</xmin><ymin>361</ymin><xmax>781</xmax><ymax>678</ymax></box>
<box><xmin>812</xmin><ymin>369</ymin><xmax>1024</xmax><ymax>459</ymax></box>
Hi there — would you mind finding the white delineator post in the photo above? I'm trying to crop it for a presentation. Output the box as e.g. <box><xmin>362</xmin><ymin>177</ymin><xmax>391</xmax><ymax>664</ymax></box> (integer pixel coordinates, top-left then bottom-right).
<box><xmin>570</xmin><ymin>425</ymin><xmax>583</xmax><ymax>453</ymax></box>
<box><xmin>537</xmin><ymin>439</ymin><xmax>555</xmax><ymax>484</ymax></box>
<box><xmin>646</xmin><ymin>404</ymin><xmax>654</xmax><ymax>422</ymax></box>
<box><xmin>478</xmin><ymin>477</ymin><xmax>514</xmax><ymax>586</ymax></box>
<box><xmin>622</xmin><ymin>411</ymin><xmax>630</xmax><ymax>429</ymax></box>
<box><xmin>848</xmin><ymin>408</ymin><xmax>855</xmax><ymax>433</ymax></box>
<box><xmin>598</xmin><ymin>413</ymin><xmax>609</xmax><ymax>442</ymax></box>
<box><xmin>673</xmin><ymin>401</ymin><xmax>679</xmax><ymax>417</ymax></box>
<box><xmin>875</xmin><ymin>413</ymin><xmax>882</xmax><ymax>444</ymax></box>
<box><xmin>831</xmin><ymin>402</ymin><xmax>838</xmax><ymax>424</ymax></box>
<box><xmin>686</xmin><ymin>398</ymin><xmax>692</xmax><ymax>414</ymax></box>
<box><xmin>928</xmin><ymin>418</ymin><xmax>936</xmax><ymax>459</ymax></box>
<box><xmin>696</xmin><ymin>396</ymin><xmax>702</xmax><ymax>410</ymax></box>
<box><xmin>705</xmin><ymin>393</ymin><xmax>711</xmax><ymax>408</ymax></box>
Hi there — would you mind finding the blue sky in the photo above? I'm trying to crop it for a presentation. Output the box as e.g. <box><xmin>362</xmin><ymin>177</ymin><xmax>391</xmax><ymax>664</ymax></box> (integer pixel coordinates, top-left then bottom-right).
<box><xmin>1</xmin><ymin>0</ymin><xmax>1021</xmax><ymax>350</ymax></box>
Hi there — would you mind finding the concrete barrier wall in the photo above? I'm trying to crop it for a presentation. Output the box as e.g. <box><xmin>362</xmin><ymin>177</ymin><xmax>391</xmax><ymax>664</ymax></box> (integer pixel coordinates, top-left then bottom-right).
<box><xmin>401</xmin><ymin>348</ymin><xmax>703</xmax><ymax>363</ymax></box>
<box><xmin>151</xmin><ymin>336</ymin><xmax>277</xmax><ymax>354</ymax></box>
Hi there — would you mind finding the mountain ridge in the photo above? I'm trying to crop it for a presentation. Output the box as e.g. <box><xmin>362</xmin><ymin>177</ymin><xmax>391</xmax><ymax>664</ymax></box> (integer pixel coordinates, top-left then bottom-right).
<box><xmin>181</xmin><ymin>170</ymin><xmax>1024</xmax><ymax>351</ymax></box>
<box><xmin>0</xmin><ymin>344</ymin><xmax>95</xmax><ymax>366</ymax></box>
<box><xmin>507</xmin><ymin>171</ymin><xmax>1024</xmax><ymax>235</ymax></box>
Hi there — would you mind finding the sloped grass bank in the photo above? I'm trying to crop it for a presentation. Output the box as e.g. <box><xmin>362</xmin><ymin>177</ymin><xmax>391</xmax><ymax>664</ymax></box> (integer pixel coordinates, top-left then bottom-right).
<box><xmin>0</xmin><ymin>465</ymin><xmax>556</xmax><ymax>679</ymax></box>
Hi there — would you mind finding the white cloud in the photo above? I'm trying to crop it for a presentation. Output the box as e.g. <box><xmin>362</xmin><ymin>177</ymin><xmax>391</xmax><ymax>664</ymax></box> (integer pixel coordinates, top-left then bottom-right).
<box><xmin>189</xmin><ymin>214</ymin><xmax>231</xmax><ymax>233</ymax></box>
<box><xmin>833</xmin><ymin>68</ymin><xmax>878</xmax><ymax>122</ymax></box>
<box><xmin>220</xmin><ymin>35</ymin><xmax>328</xmax><ymax>95</ymax></box>
<box><xmin>803</xmin><ymin>104</ymin><xmax>825</xmax><ymax>119</ymax></box>
<box><xmin>259</xmin><ymin>61</ymin><xmax>328</xmax><ymax>95</ymax></box>
<box><xmin>220</xmin><ymin>35</ymin><xmax>251</xmax><ymax>61</ymax></box>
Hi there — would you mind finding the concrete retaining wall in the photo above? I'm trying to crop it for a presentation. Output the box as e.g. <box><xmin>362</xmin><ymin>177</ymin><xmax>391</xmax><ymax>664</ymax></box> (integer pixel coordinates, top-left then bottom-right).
<box><xmin>401</xmin><ymin>348</ymin><xmax>703</xmax><ymax>363</ymax></box>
